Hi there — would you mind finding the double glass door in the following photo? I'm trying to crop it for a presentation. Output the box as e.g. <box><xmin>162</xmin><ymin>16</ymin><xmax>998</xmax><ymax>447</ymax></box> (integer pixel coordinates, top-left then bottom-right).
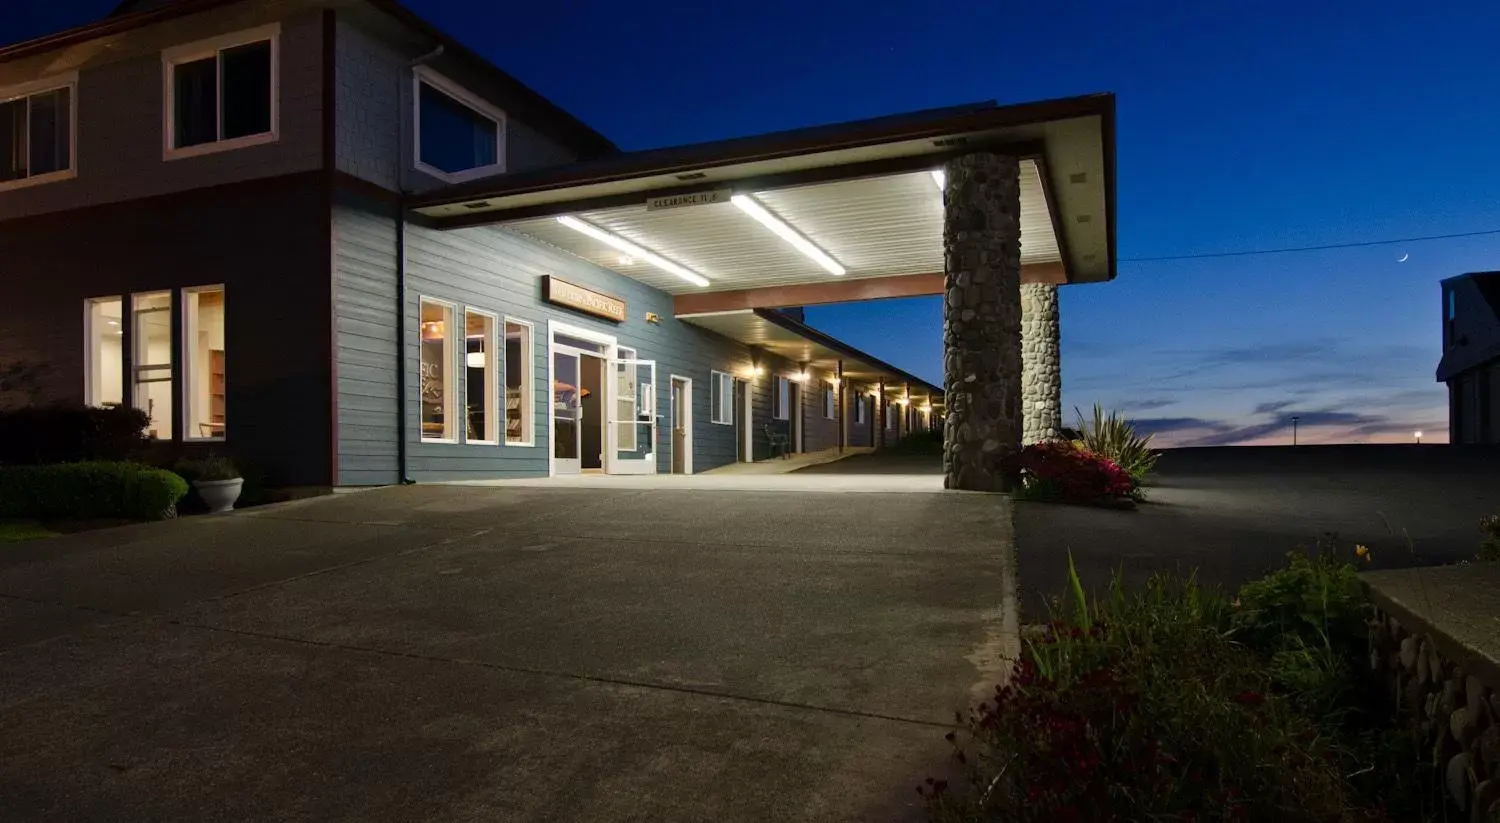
<box><xmin>552</xmin><ymin>342</ymin><xmax>656</xmax><ymax>475</ymax></box>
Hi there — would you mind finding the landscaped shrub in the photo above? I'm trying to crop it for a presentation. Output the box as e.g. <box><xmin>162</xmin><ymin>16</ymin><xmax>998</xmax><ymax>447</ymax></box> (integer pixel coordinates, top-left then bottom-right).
<box><xmin>173</xmin><ymin>456</ymin><xmax>241</xmax><ymax>482</ymax></box>
<box><xmin>1004</xmin><ymin>439</ymin><xmax>1134</xmax><ymax>507</ymax></box>
<box><xmin>0</xmin><ymin>405</ymin><xmax>150</xmax><ymax>465</ymax></box>
<box><xmin>0</xmin><ymin>462</ymin><xmax>188</xmax><ymax>521</ymax></box>
<box><xmin>1073</xmin><ymin>402</ymin><xmax>1158</xmax><ymax>482</ymax></box>
<box><xmin>1233</xmin><ymin>538</ymin><xmax>1368</xmax><ymax>657</ymax></box>
<box><xmin>924</xmin><ymin>559</ymin><xmax>1368</xmax><ymax>821</ymax></box>
<box><xmin>1479</xmin><ymin>514</ymin><xmax>1500</xmax><ymax>561</ymax></box>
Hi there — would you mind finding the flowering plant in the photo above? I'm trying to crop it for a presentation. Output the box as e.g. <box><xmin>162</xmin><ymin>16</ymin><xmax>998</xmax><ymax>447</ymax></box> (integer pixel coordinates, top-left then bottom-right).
<box><xmin>1004</xmin><ymin>439</ymin><xmax>1135</xmax><ymax>506</ymax></box>
<box><xmin>921</xmin><ymin>562</ymin><xmax>1373</xmax><ymax>822</ymax></box>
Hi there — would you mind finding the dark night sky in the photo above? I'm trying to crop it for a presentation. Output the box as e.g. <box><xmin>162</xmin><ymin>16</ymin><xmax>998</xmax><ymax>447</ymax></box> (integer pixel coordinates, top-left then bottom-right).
<box><xmin>7</xmin><ymin>0</ymin><xmax>1500</xmax><ymax>444</ymax></box>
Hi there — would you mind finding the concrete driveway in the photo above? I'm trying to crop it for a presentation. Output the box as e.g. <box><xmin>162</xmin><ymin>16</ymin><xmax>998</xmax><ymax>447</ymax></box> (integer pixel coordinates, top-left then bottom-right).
<box><xmin>0</xmin><ymin>484</ymin><xmax>1016</xmax><ymax>822</ymax></box>
<box><xmin>1015</xmin><ymin>445</ymin><xmax>1500</xmax><ymax>612</ymax></box>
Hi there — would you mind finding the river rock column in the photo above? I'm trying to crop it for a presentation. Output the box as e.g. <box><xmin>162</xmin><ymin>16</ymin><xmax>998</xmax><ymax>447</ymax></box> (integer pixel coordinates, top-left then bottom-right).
<box><xmin>942</xmin><ymin>153</ymin><xmax>1022</xmax><ymax>492</ymax></box>
<box><xmin>1021</xmin><ymin>283</ymin><xmax>1062</xmax><ymax>444</ymax></box>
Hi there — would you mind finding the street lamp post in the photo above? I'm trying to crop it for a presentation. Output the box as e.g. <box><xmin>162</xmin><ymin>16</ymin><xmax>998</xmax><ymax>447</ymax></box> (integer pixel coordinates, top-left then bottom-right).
<box><xmin>1414</xmin><ymin>430</ymin><xmax>1423</xmax><ymax>445</ymax></box>
<box><xmin>1290</xmin><ymin>415</ymin><xmax>1300</xmax><ymax>446</ymax></box>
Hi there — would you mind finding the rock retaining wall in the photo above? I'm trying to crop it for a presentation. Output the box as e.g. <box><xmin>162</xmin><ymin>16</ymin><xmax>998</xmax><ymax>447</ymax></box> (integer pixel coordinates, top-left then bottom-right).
<box><xmin>1369</xmin><ymin>606</ymin><xmax>1500</xmax><ymax>819</ymax></box>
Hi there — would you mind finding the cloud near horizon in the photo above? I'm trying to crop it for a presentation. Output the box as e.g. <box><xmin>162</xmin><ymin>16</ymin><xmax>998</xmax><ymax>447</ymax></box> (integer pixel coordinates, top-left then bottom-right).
<box><xmin>1067</xmin><ymin>336</ymin><xmax>1448</xmax><ymax>446</ymax></box>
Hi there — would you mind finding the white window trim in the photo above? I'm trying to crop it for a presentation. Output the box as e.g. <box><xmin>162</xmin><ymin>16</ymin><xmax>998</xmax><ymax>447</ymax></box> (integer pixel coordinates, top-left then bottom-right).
<box><xmin>503</xmin><ymin>316</ymin><xmax>536</xmax><ymax>447</ymax></box>
<box><xmin>181</xmin><ymin>285</ymin><xmax>226</xmax><ymax>443</ymax></box>
<box><xmin>131</xmin><ymin>290</ymin><xmax>175</xmax><ymax>441</ymax></box>
<box><xmin>773</xmin><ymin>375</ymin><xmax>792</xmax><ymax>421</ymax></box>
<box><xmin>616</xmin><ymin>346</ymin><xmax>638</xmax><ymax>452</ymax></box>
<box><xmin>162</xmin><ymin>23</ymin><xmax>280</xmax><ymax>161</ymax></box>
<box><xmin>0</xmin><ymin>72</ymin><xmax>79</xmax><ymax>193</ymax></box>
<box><xmin>546</xmin><ymin>319</ymin><xmax>620</xmax><ymax>477</ymax></box>
<box><xmin>462</xmin><ymin>307</ymin><xmax>501</xmax><ymax>446</ymax></box>
<box><xmin>412</xmin><ymin>65</ymin><xmax>507</xmax><ymax>183</ymax></box>
<box><xmin>419</xmin><ymin>296</ymin><xmax>458</xmax><ymax>444</ymax></box>
<box><xmin>822</xmin><ymin>381</ymin><xmax>836</xmax><ymax>420</ymax></box>
<box><xmin>82</xmin><ymin>295</ymin><xmax>122</xmax><ymax>408</ymax></box>
<box><xmin>709</xmin><ymin>370</ymin><xmax>733</xmax><ymax>425</ymax></box>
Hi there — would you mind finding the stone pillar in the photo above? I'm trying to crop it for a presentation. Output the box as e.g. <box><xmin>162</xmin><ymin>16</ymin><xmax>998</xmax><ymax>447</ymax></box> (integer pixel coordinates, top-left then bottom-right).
<box><xmin>1021</xmin><ymin>283</ymin><xmax>1062</xmax><ymax>444</ymax></box>
<box><xmin>942</xmin><ymin>153</ymin><xmax>1022</xmax><ymax>492</ymax></box>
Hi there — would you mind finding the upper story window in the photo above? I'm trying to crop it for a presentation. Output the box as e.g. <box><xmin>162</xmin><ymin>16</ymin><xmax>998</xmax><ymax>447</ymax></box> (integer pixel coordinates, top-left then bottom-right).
<box><xmin>413</xmin><ymin>67</ymin><xmax>506</xmax><ymax>182</ymax></box>
<box><xmin>0</xmin><ymin>74</ymin><xmax>77</xmax><ymax>191</ymax></box>
<box><xmin>163</xmin><ymin>24</ymin><xmax>279</xmax><ymax>160</ymax></box>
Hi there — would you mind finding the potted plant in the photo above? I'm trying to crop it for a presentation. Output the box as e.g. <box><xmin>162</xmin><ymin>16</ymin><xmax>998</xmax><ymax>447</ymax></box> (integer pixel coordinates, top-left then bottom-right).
<box><xmin>174</xmin><ymin>456</ymin><xmax>243</xmax><ymax>514</ymax></box>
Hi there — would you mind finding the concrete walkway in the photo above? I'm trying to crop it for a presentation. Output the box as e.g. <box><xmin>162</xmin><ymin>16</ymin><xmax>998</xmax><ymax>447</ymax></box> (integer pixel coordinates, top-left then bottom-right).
<box><xmin>450</xmin><ymin>448</ymin><xmax>944</xmax><ymax>493</ymax></box>
<box><xmin>0</xmin><ymin>483</ymin><xmax>1017</xmax><ymax>822</ymax></box>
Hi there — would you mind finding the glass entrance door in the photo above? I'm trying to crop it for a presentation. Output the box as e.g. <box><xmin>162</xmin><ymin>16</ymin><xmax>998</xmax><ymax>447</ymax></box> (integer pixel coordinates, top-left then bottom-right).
<box><xmin>553</xmin><ymin>349</ymin><xmax>582</xmax><ymax>474</ymax></box>
<box><xmin>608</xmin><ymin>358</ymin><xmax>656</xmax><ymax>474</ymax></box>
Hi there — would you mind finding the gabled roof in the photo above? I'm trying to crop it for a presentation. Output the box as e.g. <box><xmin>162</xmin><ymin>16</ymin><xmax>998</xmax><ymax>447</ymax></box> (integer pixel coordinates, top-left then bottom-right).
<box><xmin>108</xmin><ymin>0</ymin><xmax>172</xmax><ymax>16</ymax></box>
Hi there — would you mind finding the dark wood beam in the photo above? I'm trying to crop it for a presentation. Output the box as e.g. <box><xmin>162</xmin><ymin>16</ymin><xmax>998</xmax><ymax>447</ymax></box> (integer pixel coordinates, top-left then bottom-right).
<box><xmin>673</xmin><ymin>262</ymin><xmax>1065</xmax><ymax>315</ymax></box>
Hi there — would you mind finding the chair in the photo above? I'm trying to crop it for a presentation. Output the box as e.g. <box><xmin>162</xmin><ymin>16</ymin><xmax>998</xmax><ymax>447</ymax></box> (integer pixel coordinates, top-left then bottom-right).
<box><xmin>762</xmin><ymin>424</ymin><xmax>790</xmax><ymax>460</ymax></box>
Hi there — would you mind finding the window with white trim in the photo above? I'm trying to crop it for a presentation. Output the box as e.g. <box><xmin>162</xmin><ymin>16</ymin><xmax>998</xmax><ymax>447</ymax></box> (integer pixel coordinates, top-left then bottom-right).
<box><xmin>822</xmin><ymin>380</ymin><xmax>836</xmax><ymax>419</ymax></box>
<box><xmin>465</xmin><ymin>309</ymin><xmax>498</xmax><ymax>444</ymax></box>
<box><xmin>183</xmin><ymin>286</ymin><xmax>226</xmax><ymax>441</ymax></box>
<box><xmin>504</xmin><ymin>318</ymin><xmax>533</xmax><ymax>445</ymax></box>
<box><xmin>132</xmin><ymin>291</ymin><xmax>173</xmax><ymax>439</ymax></box>
<box><xmin>616</xmin><ymin>346</ymin><xmax>637</xmax><ymax>450</ymax></box>
<box><xmin>773</xmin><ymin>375</ymin><xmax>791</xmax><ymax>421</ymax></box>
<box><xmin>710</xmin><ymin>371</ymin><xmax>733</xmax><ymax>424</ymax></box>
<box><xmin>414</xmin><ymin>67</ymin><xmax>505</xmax><ymax>182</ymax></box>
<box><xmin>854</xmin><ymin>394</ymin><xmax>865</xmax><ymax>425</ymax></box>
<box><xmin>0</xmin><ymin>75</ymin><xmax>75</xmax><ymax>189</ymax></box>
<box><xmin>419</xmin><ymin>298</ymin><xmax>456</xmax><ymax>442</ymax></box>
<box><xmin>84</xmin><ymin>297</ymin><xmax>123</xmax><ymax>408</ymax></box>
<box><xmin>164</xmin><ymin>25</ymin><xmax>278</xmax><ymax>158</ymax></box>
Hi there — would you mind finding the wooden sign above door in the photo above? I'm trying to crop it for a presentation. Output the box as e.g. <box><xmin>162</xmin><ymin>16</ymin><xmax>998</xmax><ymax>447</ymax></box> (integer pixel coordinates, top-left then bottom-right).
<box><xmin>542</xmin><ymin>276</ymin><xmax>626</xmax><ymax>323</ymax></box>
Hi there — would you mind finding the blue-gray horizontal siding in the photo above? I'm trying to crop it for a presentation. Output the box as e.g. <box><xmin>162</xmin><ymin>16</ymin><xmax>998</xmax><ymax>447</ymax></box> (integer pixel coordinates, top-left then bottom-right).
<box><xmin>403</xmin><ymin>222</ymin><xmax>756</xmax><ymax>481</ymax></box>
<box><xmin>333</xmin><ymin>192</ymin><xmax>401</xmax><ymax>486</ymax></box>
<box><xmin>333</xmin><ymin>194</ymin><xmax>765</xmax><ymax>483</ymax></box>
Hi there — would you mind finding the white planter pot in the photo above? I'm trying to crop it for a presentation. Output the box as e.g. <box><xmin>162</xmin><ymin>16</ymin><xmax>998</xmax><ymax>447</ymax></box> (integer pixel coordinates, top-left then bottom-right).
<box><xmin>194</xmin><ymin>478</ymin><xmax>243</xmax><ymax>514</ymax></box>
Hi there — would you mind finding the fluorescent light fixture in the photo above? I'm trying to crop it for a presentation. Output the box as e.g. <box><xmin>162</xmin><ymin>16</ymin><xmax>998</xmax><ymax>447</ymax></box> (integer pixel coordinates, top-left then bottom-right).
<box><xmin>557</xmin><ymin>215</ymin><xmax>709</xmax><ymax>288</ymax></box>
<box><xmin>466</xmin><ymin>352</ymin><xmax>485</xmax><ymax>368</ymax></box>
<box><xmin>930</xmin><ymin>169</ymin><xmax>945</xmax><ymax>190</ymax></box>
<box><xmin>730</xmin><ymin>194</ymin><xmax>845</xmax><ymax>276</ymax></box>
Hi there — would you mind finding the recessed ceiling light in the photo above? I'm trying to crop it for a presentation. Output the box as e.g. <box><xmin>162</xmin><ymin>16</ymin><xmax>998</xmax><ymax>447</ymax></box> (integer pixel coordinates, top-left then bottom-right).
<box><xmin>556</xmin><ymin>215</ymin><xmax>709</xmax><ymax>287</ymax></box>
<box><xmin>730</xmin><ymin>194</ymin><xmax>845</xmax><ymax>276</ymax></box>
<box><xmin>618</xmin><ymin>254</ymin><xmax>634</xmax><ymax>266</ymax></box>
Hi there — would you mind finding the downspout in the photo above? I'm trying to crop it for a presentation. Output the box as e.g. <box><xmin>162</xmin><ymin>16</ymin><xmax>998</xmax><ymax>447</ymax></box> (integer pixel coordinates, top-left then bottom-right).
<box><xmin>394</xmin><ymin>44</ymin><xmax>444</xmax><ymax>484</ymax></box>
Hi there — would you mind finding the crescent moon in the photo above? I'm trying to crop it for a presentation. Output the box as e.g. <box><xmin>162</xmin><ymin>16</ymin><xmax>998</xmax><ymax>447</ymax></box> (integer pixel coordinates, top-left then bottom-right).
<box><xmin>1398</xmin><ymin>253</ymin><xmax>1409</xmax><ymax>262</ymax></box>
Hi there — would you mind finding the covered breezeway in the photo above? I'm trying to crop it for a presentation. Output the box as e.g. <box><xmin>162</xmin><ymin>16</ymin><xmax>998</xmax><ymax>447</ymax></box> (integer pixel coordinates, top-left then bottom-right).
<box><xmin>410</xmin><ymin>95</ymin><xmax>1118</xmax><ymax>491</ymax></box>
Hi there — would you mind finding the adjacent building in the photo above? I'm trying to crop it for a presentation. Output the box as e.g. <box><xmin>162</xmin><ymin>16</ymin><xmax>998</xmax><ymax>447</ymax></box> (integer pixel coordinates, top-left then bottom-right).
<box><xmin>0</xmin><ymin>0</ymin><xmax>1115</xmax><ymax>490</ymax></box>
<box><xmin>1437</xmin><ymin>271</ymin><xmax>1500</xmax><ymax>443</ymax></box>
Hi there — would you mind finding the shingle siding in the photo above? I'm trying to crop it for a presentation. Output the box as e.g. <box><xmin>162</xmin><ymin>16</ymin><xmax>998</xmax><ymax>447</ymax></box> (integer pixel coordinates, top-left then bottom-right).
<box><xmin>0</xmin><ymin>10</ymin><xmax>326</xmax><ymax>222</ymax></box>
<box><xmin>333</xmin><ymin>17</ymin><xmax>580</xmax><ymax>198</ymax></box>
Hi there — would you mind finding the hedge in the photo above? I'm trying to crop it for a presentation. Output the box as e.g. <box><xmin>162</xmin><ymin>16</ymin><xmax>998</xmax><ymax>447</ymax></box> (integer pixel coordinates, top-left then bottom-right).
<box><xmin>0</xmin><ymin>462</ymin><xmax>189</xmax><ymax>521</ymax></box>
<box><xmin>0</xmin><ymin>405</ymin><xmax>149</xmax><ymax>465</ymax></box>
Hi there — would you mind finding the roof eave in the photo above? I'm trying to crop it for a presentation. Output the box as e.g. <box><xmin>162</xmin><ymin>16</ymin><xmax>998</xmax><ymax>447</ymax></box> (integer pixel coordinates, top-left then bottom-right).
<box><xmin>754</xmin><ymin>309</ymin><xmax>942</xmax><ymax>397</ymax></box>
<box><xmin>410</xmin><ymin>92</ymin><xmax>1115</xmax><ymax>211</ymax></box>
<box><xmin>0</xmin><ymin>0</ymin><xmax>241</xmax><ymax>62</ymax></box>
